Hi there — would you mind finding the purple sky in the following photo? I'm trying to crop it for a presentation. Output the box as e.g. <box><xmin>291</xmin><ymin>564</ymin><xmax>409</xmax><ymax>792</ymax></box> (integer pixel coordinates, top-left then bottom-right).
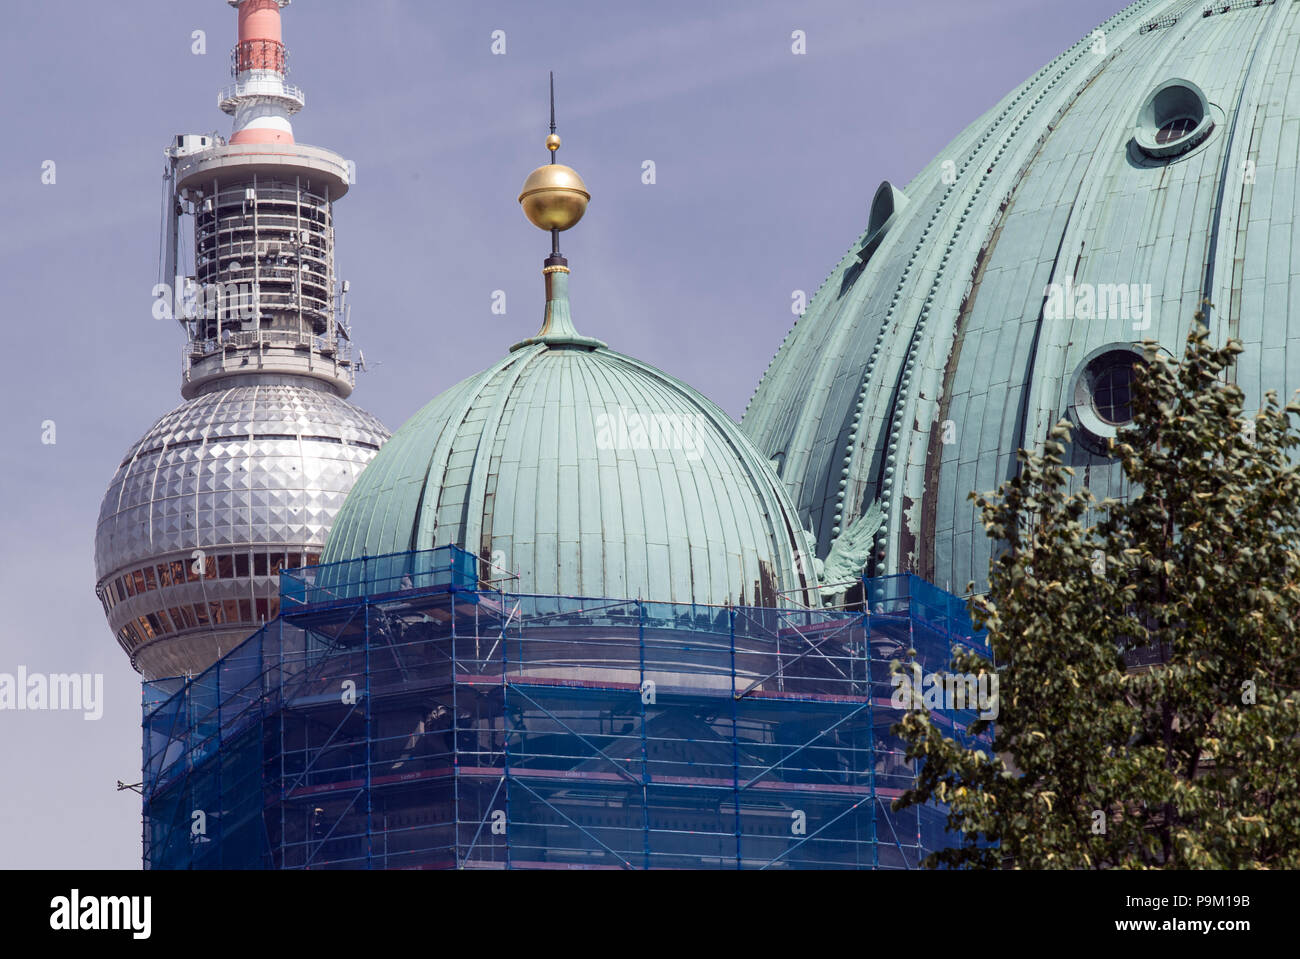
<box><xmin>0</xmin><ymin>0</ymin><xmax>1124</xmax><ymax>868</ymax></box>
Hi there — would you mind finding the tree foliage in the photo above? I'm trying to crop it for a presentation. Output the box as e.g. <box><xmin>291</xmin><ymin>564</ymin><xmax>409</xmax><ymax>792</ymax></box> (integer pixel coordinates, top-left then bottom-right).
<box><xmin>894</xmin><ymin>322</ymin><xmax>1300</xmax><ymax>868</ymax></box>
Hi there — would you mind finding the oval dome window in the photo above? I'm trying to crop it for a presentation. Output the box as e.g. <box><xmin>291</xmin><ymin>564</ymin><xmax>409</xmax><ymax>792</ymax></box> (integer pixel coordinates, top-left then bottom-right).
<box><xmin>1134</xmin><ymin>79</ymin><xmax>1214</xmax><ymax>158</ymax></box>
<box><xmin>1070</xmin><ymin>345</ymin><xmax>1148</xmax><ymax>450</ymax></box>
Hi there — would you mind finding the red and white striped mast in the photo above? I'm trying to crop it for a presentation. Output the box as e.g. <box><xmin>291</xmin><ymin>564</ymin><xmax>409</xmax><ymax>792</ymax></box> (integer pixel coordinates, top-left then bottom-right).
<box><xmin>220</xmin><ymin>0</ymin><xmax>303</xmax><ymax>145</ymax></box>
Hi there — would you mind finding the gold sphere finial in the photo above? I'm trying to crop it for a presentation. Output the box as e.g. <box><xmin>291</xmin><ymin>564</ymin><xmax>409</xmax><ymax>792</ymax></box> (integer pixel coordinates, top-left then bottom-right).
<box><xmin>520</xmin><ymin>73</ymin><xmax>588</xmax><ymax>232</ymax></box>
<box><xmin>519</xmin><ymin>162</ymin><xmax>590</xmax><ymax>232</ymax></box>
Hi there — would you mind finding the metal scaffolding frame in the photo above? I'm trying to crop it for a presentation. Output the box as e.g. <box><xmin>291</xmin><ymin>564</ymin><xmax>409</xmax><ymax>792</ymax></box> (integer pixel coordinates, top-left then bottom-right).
<box><xmin>142</xmin><ymin>546</ymin><xmax>992</xmax><ymax>869</ymax></box>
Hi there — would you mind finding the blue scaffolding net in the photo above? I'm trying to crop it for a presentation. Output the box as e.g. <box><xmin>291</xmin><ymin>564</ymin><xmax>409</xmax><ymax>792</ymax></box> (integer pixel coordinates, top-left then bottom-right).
<box><xmin>142</xmin><ymin>546</ymin><xmax>993</xmax><ymax>869</ymax></box>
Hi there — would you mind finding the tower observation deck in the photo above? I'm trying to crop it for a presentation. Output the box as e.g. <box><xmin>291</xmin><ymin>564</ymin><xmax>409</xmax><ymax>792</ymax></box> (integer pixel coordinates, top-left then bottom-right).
<box><xmin>164</xmin><ymin>0</ymin><xmax>356</xmax><ymax>399</ymax></box>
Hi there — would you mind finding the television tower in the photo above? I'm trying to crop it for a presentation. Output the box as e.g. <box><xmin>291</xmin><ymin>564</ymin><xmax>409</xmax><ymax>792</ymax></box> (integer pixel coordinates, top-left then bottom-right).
<box><xmin>94</xmin><ymin>1</ymin><xmax>389</xmax><ymax>681</ymax></box>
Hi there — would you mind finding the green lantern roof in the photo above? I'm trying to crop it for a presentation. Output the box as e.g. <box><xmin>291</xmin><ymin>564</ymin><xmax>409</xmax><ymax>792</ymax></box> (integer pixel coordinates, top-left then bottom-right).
<box><xmin>326</xmin><ymin>98</ymin><xmax>820</xmax><ymax>607</ymax></box>
<box><xmin>322</xmin><ymin>319</ymin><xmax>817</xmax><ymax>606</ymax></box>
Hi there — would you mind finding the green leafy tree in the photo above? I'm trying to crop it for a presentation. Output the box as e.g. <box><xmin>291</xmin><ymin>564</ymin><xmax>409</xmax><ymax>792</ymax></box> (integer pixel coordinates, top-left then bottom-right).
<box><xmin>894</xmin><ymin>320</ymin><xmax>1300</xmax><ymax>868</ymax></box>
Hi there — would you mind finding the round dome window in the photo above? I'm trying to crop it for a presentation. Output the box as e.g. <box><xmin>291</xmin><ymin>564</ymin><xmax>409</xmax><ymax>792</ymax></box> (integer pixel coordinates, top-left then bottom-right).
<box><xmin>1070</xmin><ymin>346</ymin><xmax>1147</xmax><ymax>448</ymax></box>
<box><xmin>1135</xmin><ymin>79</ymin><xmax>1214</xmax><ymax>158</ymax></box>
<box><xmin>1093</xmin><ymin>362</ymin><xmax>1135</xmax><ymax>425</ymax></box>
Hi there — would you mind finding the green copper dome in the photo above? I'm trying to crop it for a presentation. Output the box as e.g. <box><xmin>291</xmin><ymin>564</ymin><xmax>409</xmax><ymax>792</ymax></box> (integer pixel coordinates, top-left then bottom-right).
<box><xmin>743</xmin><ymin>0</ymin><xmax>1300</xmax><ymax>593</ymax></box>
<box><xmin>323</xmin><ymin>267</ymin><xmax>818</xmax><ymax>608</ymax></box>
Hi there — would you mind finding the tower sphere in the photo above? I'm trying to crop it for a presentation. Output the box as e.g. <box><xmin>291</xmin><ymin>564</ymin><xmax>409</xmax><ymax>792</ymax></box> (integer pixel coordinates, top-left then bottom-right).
<box><xmin>95</xmin><ymin>382</ymin><xmax>388</xmax><ymax>679</ymax></box>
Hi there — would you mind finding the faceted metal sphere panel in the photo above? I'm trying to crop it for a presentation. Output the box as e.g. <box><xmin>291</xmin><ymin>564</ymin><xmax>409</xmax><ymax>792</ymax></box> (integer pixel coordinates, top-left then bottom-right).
<box><xmin>94</xmin><ymin>382</ymin><xmax>389</xmax><ymax>678</ymax></box>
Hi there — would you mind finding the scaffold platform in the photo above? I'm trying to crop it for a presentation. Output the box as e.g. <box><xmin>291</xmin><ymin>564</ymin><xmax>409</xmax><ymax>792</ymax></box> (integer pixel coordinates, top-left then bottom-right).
<box><xmin>142</xmin><ymin>546</ymin><xmax>991</xmax><ymax>869</ymax></box>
